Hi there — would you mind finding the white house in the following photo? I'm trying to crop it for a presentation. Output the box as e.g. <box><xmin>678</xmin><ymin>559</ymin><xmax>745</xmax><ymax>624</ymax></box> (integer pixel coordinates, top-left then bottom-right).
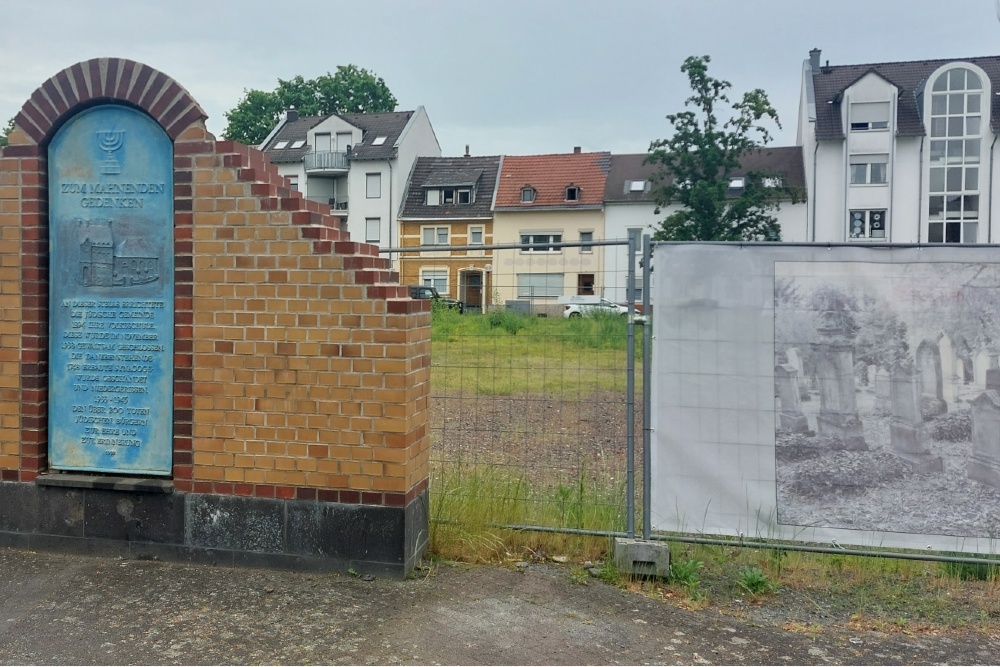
<box><xmin>798</xmin><ymin>49</ymin><xmax>1000</xmax><ymax>243</ymax></box>
<box><xmin>602</xmin><ymin>150</ymin><xmax>807</xmax><ymax>303</ymax></box>
<box><xmin>260</xmin><ymin>107</ymin><xmax>440</xmax><ymax>248</ymax></box>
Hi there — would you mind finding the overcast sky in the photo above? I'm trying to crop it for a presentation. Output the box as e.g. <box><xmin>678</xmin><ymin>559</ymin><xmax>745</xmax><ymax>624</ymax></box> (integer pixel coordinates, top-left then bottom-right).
<box><xmin>3</xmin><ymin>0</ymin><xmax>1000</xmax><ymax>157</ymax></box>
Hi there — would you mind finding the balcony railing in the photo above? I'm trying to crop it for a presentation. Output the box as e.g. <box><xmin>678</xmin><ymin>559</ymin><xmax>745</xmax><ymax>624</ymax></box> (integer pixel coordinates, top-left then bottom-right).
<box><xmin>306</xmin><ymin>196</ymin><xmax>348</xmax><ymax>211</ymax></box>
<box><xmin>304</xmin><ymin>150</ymin><xmax>349</xmax><ymax>172</ymax></box>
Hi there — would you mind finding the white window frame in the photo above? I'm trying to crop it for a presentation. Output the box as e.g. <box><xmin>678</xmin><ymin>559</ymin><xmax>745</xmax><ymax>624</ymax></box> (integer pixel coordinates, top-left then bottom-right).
<box><xmin>521</xmin><ymin>187</ymin><xmax>536</xmax><ymax>203</ymax></box>
<box><xmin>579</xmin><ymin>230</ymin><xmax>594</xmax><ymax>253</ymax></box>
<box><xmin>365</xmin><ymin>217</ymin><xmax>381</xmax><ymax>243</ymax></box>
<box><xmin>516</xmin><ymin>273</ymin><xmax>564</xmax><ymax>298</ymax></box>
<box><xmin>520</xmin><ymin>232</ymin><xmax>562</xmax><ymax>253</ymax></box>
<box><xmin>565</xmin><ymin>185</ymin><xmax>580</xmax><ymax>201</ymax></box>
<box><xmin>469</xmin><ymin>226</ymin><xmax>484</xmax><ymax>245</ymax></box>
<box><xmin>421</xmin><ymin>226</ymin><xmax>450</xmax><ymax>246</ymax></box>
<box><xmin>366</xmin><ymin>173</ymin><xmax>382</xmax><ymax>199</ymax></box>
<box><xmin>425</xmin><ymin>189</ymin><xmax>440</xmax><ymax>206</ymax></box>
<box><xmin>847</xmin><ymin>209</ymin><xmax>887</xmax><ymax>241</ymax></box>
<box><xmin>627</xmin><ymin>227</ymin><xmax>643</xmax><ymax>254</ymax></box>
<box><xmin>420</xmin><ymin>267</ymin><xmax>449</xmax><ymax>293</ymax></box>
<box><xmin>286</xmin><ymin>175</ymin><xmax>299</xmax><ymax>192</ymax></box>
<box><xmin>850</xmin><ymin>102</ymin><xmax>890</xmax><ymax>132</ymax></box>
<box><xmin>627</xmin><ymin>179</ymin><xmax>648</xmax><ymax>193</ymax></box>
<box><xmin>849</xmin><ymin>155</ymin><xmax>889</xmax><ymax>185</ymax></box>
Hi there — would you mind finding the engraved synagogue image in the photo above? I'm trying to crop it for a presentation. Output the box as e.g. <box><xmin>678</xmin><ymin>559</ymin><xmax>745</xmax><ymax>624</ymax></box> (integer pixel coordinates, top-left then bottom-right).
<box><xmin>78</xmin><ymin>219</ymin><xmax>159</xmax><ymax>288</ymax></box>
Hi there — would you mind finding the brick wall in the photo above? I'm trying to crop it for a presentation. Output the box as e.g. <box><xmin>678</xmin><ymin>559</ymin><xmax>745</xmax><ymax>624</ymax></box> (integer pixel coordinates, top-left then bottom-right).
<box><xmin>0</xmin><ymin>58</ymin><xmax>430</xmax><ymax>508</ymax></box>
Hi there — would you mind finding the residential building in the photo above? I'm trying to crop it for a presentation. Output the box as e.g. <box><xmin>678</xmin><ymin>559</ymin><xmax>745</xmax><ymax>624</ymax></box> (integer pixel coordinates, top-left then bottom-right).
<box><xmin>397</xmin><ymin>154</ymin><xmax>502</xmax><ymax>312</ymax></box>
<box><xmin>492</xmin><ymin>150</ymin><xmax>611</xmax><ymax>314</ymax></box>
<box><xmin>603</xmin><ymin>150</ymin><xmax>807</xmax><ymax>303</ymax></box>
<box><xmin>798</xmin><ymin>49</ymin><xmax>1000</xmax><ymax>243</ymax></box>
<box><xmin>260</xmin><ymin>107</ymin><xmax>440</xmax><ymax>248</ymax></box>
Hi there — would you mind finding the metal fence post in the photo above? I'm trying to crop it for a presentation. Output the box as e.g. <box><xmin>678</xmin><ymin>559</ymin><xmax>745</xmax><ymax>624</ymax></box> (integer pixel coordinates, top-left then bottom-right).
<box><xmin>626</xmin><ymin>233</ymin><xmax>637</xmax><ymax>538</ymax></box>
<box><xmin>642</xmin><ymin>235</ymin><xmax>653</xmax><ymax>540</ymax></box>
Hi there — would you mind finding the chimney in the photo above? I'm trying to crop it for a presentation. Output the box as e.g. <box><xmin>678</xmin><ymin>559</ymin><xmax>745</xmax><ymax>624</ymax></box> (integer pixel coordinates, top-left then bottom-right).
<box><xmin>821</xmin><ymin>60</ymin><xmax>832</xmax><ymax>75</ymax></box>
<box><xmin>464</xmin><ymin>144</ymin><xmax>470</xmax><ymax>158</ymax></box>
<box><xmin>809</xmin><ymin>48</ymin><xmax>821</xmax><ymax>72</ymax></box>
<box><xmin>286</xmin><ymin>107</ymin><xmax>299</xmax><ymax>122</ymax></box>
<box><xmin>573</xmin><ymin>146</ymin><xmax>581</xmax><ymax>154</ymax></box>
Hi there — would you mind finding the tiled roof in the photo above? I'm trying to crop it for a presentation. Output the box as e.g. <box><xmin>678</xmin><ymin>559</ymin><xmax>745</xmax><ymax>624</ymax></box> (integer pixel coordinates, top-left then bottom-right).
<box><xmin>261</xmin><ymin>110</ymin><xmax>415</xmax><ymax>163</ymax></box>
<box><xmin>812</xmin><ymin>56</ymin><xmax>1000</xmax><ymax>140</ymax></box>
<box><xmin>494</xmin><ymin>152</ymin><xmax>611</xmax><ymax>210</ymax></box>
<box><xmin>340</xmin><ymin>110</ymin><xmax>414</xmax><ymax>160</ymax></box>
<box><xmin>399</xmin><ymin>156</ymin><xmax>501</xmax><ymax>219</ymax></box>
<box><xmin>605</xmin><ymin>148</ymin><xmax>805</xmax><ymax>202</ymax></box>
<box><xmin>263</xmin><ymin>115</ymin><xmax>325</xmax><ymax>163</ymax></box>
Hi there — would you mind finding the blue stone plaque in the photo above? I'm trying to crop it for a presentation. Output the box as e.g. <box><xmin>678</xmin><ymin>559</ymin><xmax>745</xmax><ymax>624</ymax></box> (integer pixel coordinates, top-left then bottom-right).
<box><xmin>48</xmin><ymin>105</ymin><xmax>174</xmax><ymax>475</ymax></box>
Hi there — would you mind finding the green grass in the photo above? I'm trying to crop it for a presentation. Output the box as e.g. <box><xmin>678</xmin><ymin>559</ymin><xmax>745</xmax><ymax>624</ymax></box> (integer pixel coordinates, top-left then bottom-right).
<box><xmin>430</xmin><ymin>308</ymin><xmax>642</xmax><ymax>397</ymax></box>
<box><xmin>428</xmin><ymin>462</ymin><xmax>626</xmax><ymax>563</ymax></box>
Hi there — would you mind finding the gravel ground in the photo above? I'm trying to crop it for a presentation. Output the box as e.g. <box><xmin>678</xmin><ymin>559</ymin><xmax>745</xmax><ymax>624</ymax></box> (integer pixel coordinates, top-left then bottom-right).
<box><xmin>1</xmin><ymin>547</ymin><xmax>999</xmax><ymax>666</ymax></box>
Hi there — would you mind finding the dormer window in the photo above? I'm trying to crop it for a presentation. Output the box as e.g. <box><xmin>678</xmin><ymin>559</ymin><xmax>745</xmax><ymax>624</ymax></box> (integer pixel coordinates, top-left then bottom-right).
<box><xmin>521</xmin><ymin>186</ymin><xmax>536</xmax><ymax>203</ymax></box>
<box><xmin>849</xmin><ymin>102</ymin><xmax>890</xmax><ymax>131</ymax></box>
<box><xmin>762</xmin><ymin>177</ymin><xmax>783</xmax><ymax>188</ymax></box>
<box><xmin>565</xmin><ymin>185</ymin><xmax>580</xmax><ymax>201</ymax></box>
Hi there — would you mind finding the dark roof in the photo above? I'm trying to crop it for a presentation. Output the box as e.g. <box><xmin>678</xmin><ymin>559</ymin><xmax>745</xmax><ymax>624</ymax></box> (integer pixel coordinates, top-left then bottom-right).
<box><xmin>262</xmin><ymin>115</ymin><xmax>325</xmax><ymax>163</ymax></box>
<box><xmin>261</xmin><ymin>110</ymin><xmax>416</xmax><ymax>163</ymax></box>
<box><xmin>399</xmin><ymin>155</ymin><xmax>501</xmax><ymax>219</ymax></box>
<box><xmin>495</xmin><ymin>152</ymin><xmax>611</xmax><ymax>210</ymax></box>
<box><xmin>605</xmin><ymin>147</ymin><xmax>805</xmax><ymax>202</ymax></box>
<box><xmin>340</xmin><ymin>110</ymin><xmax>414</xmax><ymax>160</ymax></box>
<box><xmin>812</xmin><ymin>56</ymin><xmax>1000</xmax><ymax>140</ymax></box>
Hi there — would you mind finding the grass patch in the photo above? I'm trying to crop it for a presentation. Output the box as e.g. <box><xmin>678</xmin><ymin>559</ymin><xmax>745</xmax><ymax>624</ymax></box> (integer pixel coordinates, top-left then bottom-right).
<box><xmin>428</xmin><ymin>461</ymin><xmax>625</xmax><ymax>564</ymax></box>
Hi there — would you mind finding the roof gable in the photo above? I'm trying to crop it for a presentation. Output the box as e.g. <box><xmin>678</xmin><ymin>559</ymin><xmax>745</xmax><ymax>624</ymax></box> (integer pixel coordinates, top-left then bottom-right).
<box><xmin>812</xmin><ymin>55</ymin><xmax>1000</xmax><ymax>140</ymax></box>
<box><xmin>261</xmin><ymin>110</ymin><xmax>416</xmax><ymax>163</ymax></box>
<box><xmin>399</xmin><ymin>155</ymin><xmax>501</xmax><ymax>220</ymax></box>
<box><xmin>494</xmin><ymin>152</ymin><xmax>611</xmax><ymax>210</ymax></box>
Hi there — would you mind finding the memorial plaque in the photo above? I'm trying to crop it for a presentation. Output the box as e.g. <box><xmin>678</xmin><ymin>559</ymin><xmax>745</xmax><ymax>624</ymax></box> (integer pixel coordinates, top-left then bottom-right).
<box><xmin>48</xmin><ymin>105</ymin><xmax>174</xmax><ymax>475</ymax></box>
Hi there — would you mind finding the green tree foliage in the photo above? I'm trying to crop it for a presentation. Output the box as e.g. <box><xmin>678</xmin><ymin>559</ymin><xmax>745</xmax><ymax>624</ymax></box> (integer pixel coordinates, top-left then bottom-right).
<box><xmin>0</xmin><ymin>117</ymin><xmax>14</xmax><ymax>148</ymax></box>
<box><xmin>223</xmin><ymin>65</ymin><xmax>398</xmax><ymax>146</ymax></box>
<box><xmin>647</xmin><ymin>55</ymin><xmax>795</xmax><ymax>241</ymax></box>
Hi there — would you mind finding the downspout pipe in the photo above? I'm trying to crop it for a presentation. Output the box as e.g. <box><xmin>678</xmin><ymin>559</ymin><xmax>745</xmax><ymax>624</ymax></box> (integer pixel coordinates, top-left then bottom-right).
<box><xmin>917</xmin><ymin>136</ymin><xmax>924</xmax><ymax>243</ymax></box>
<box><xmin>811</xmin><ymin>141</ymin><xmax>819</xmax><ymax>242</ymax></box>
<box><xmin>990</xmin><ymin>133</ymin><xmax>998</xmax><ymax>243</ymax></box>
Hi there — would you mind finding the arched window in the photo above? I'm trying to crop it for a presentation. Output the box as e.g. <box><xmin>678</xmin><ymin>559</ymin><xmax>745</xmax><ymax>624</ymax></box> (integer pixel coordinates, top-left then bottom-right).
<box><xmin>927</xmin><ymin>67</ymin><xmax>984</xmax><ymax>243</ymax></box>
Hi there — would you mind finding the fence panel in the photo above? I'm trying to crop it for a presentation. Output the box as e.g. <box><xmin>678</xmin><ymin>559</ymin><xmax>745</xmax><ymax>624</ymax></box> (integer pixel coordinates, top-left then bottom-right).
<box><xmin>383</xmin><ymin>239</ymin><xmax>642</xmax><ymax>539</ymax></box>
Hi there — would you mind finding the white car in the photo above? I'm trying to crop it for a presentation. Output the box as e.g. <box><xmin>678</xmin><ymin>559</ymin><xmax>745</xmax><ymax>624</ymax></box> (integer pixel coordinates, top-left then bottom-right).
<box><xmin>562</xmin><ymin>297</ymin><xmax>630</xmax><ymax>318</ymax></box>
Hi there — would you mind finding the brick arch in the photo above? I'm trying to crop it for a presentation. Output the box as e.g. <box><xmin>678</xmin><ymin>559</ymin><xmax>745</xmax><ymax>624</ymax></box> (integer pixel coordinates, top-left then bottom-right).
<box><xmin>14</xmin><ymin>58</ymin><xmax>208</xmax><ymax>144</ymax></box>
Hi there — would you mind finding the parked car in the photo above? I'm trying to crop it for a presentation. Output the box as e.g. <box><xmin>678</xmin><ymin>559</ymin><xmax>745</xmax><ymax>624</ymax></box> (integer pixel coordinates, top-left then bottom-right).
<box><xmin>561</xmin><ymin>296</ymin><xmax>642</xmax><ymax>320</ymax></box>
<box><xmin>409</xmin><ymin>285</ymin><xmax>464</xmax><ymax>313</ymax></box>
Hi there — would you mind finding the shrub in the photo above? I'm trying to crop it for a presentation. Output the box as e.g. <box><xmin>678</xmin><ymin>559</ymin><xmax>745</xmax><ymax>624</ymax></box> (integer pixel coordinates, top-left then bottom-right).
<box><xmin>736</xmin><ymin>565</ymin><xmax>776</xmax><ymax>595</ymax></box>
<box><xmin>929</xmin><ymin>409</ymin><xmax>972</xmax><ymax>442</ymax></box>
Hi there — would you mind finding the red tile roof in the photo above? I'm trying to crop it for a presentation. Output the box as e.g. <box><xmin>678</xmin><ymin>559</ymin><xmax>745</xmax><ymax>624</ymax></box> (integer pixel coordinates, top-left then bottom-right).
<box><xmin>494</xmin><ymin>152</ymin><xmax>611</xmax><ymax>210</ymax></box>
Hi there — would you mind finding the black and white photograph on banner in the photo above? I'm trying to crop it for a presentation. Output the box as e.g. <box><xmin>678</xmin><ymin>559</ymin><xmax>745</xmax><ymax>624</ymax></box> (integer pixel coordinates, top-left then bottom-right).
<box><xmin>774</xmin><ymin>261</ymin><xmax>1000</xmax><ymax>538</ymax></box>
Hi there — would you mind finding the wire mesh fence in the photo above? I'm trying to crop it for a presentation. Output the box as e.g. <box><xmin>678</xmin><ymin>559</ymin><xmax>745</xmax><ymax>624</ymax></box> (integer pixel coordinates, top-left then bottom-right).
<box><xmin>383</xmin><ymin>238</ymin><xmax>643</xmax><ymax>545</ymax></box>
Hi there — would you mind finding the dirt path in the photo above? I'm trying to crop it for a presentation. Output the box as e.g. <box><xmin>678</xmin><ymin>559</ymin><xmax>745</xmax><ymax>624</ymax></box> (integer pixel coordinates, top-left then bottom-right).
<box><xmin>1</xmin><ymin>548</ymin><xmax>997</xmax><ymax>665</ymax></box>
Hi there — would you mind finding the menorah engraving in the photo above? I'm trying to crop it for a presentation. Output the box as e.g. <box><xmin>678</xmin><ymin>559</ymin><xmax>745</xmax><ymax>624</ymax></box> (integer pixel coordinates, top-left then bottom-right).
<box><xmin>96</xmin><ymin>130</ymin><xmax>125</xmax><ymax>175</ymax></box>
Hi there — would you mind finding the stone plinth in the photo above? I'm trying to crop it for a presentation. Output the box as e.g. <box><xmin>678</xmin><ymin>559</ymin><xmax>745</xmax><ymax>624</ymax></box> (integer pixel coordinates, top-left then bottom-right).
<box><xmin>811</xmin><ymin>327</ymin><xmax>866</xmax><ymax>450</ymax></box>
<box><xmin>970</xmin><ymin>390</ymin><xmax>1000</xmax><ymax>489</ymax></box>
<box><xmin>889</xmin><ymin>363</ymin><xmax>943</xmax><ymax>473</ymax></box>
<box><xmin>775</xmin><ymin>364</ymin><xmax>809</xmax><ymax>433</ymax></box>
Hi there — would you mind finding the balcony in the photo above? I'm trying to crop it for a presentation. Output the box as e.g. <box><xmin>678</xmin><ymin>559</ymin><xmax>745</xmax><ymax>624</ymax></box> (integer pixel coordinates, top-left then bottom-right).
<box><xmin>306</xmin><ymin>196</ymin><xmax>349</xmax><ymax>211</ymax></box>
<box><xmin>304</xmin><ymin>150</ymin><xmax>349</xmax><ymax>174</ymax></box>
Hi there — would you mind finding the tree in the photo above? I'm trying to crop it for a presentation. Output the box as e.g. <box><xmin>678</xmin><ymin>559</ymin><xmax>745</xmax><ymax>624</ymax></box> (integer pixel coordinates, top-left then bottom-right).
<box><xmin>646</xmin><ymin>55</ymin><xmax>794</xmax><ymax>241</ymax></box>
<box><xmin>0</xmin><ymin>117</ymin><xmax>14</xmax><ymax>148</ymax></box>
<box><xmin>223</xmin><ymin>65</ymin><xmax>398</xmax><ymax>146</ymax></box>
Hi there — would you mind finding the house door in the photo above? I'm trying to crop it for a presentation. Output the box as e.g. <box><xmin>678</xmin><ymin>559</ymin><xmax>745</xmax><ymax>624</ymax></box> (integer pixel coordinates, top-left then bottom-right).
<box><xmin>462</xmin><ymin>271</ymin><xmax>483</xmax><ymax>312</ymax></box>
<box><xmin>577</xmin><ymin>273</ymin><xmax>595</xmax><ymax>295</ymax></box>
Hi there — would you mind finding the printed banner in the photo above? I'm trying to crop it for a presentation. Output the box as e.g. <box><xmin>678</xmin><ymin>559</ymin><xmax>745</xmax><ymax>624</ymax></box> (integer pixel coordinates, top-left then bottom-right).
<box><xmin>651</xmin><ymin>244</ymin><xmax>1000</xmax><ymax>554</ymax></box>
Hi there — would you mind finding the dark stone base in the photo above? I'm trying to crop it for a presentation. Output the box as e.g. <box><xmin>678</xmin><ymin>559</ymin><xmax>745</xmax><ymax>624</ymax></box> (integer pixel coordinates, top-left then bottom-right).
<box><xmin>888</xmin><ymin>421</ymin><xmax>944</xmax><ymax>473</ymax></box>
<box><xmin>0</xmin><ymin>481</ymin><xmax>427</xmax><ymax>577</ymax></box>
<box><xmin>920</xmin><ymin>397</ymin><xmax>948</xmax><ymax>420</ymax></box>
<box><xmin>969</xmin><ymin>456</ymin><xmax>1000</xmax><ymax>490</ymax></box>
<box><xmin>817</xmin><ymin>413</ymin><xmax>868</xmax><ymax>450</ymax></box>
<box><xmin>779</xmin><ymin>412</ymin><xmax>809</xmax><ymax>433</ymax></box>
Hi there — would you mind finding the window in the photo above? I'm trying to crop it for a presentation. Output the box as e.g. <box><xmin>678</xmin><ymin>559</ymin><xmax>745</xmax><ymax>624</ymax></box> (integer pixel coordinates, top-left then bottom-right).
<box><xmin>729</xmin><ymin>177</ymin><xmax>746</xmax><ymax>189</ymax></box>
<box><xmin>631</xmin><ymin>275</ymin><xmax>644</xmax><ymax>302</ymax></box>
<box><xmin>420</xmin><ymin>268</ymin><xmax>448</xmax><ymax>292</ymax></box>
<box><xmin>580</xmin><ymin>230</ymin><xmax>594</xmax><ymax>252</ymax></box>
<box><xmin>439</xmin><ymin>187</ymin><xmax>471</xmax><ymax>204</ymax></box>
<box><xmin>365</xmin><ymin>218</ymin><xmax>380</xmax><ymax>243</ymax></box>
<box><xmin>273</xmin><ymin>140</ymin><xmax>289</xmax><ymax>150</ymax></box>
<box><xmin>521</xmin><ymin>187</ymin><xmax>536</xmax><ymax>203</ymax></box>
<box><xmin>286</xmin><ymin>175</ymin><xmax>299</xmax><ymax>192</ymax></box>
<box><xmin>517</xmin><ymin>273</ymin><xmax>564</xmax><ymax>298</ymax></box>
<box><xmin>290</xmin><ymin>140</ymin><xmax>305</xmax><ymax>149</ymax></box>
<box><xmin>850</xmin><ymin>102</ymin><xmax>890</xmax><ymax>131</ymax></box>
<box><xmin>425</xmin><ymin>189</ymin><xmax>440</xmax><ymax>205</ymax></box>
<box><xmin>469</xmin><ymin>226</ymin><xmax>484</xmax><ymax>245</ymax></box>
<box><xmin>762</xmin><ymin>177</ymin><xmax>783</xmax><ymax>188</ymax></box>
<box><xmin>627</xmin><ymin>227</ymin><xmax>643</xmax><ymax>253</ymax></box>
<box><xmin>315</xmin><ymin>133</ymin><xmax>332</xmax><ymax>152</ymax></box>
<box><xmin>422</xmin><ymin>226</ymin><xmax>449</xmax><ymax>246</ymax></box>
<box><xmin>566</xmin><ymin>185</ymin><xmax>579</xmax><ymax>201</ymax></box>
<box><xmin>577</xmin><ymin>274</ymin><xmax>595</xmax><ymax>295</ymax></box>
<box><xmin>927</xmin><ymin>67</ymin><xmax>983</xmax><ymax>244</ymax></box>
<box><xmin>520</xmin><ymin>232</ymin><xmax>562</xmax><ymax>252</ymax></box>
<box><xmin>627</xmin><ymin>179</ymin><xmax>648</xmax><ymax>193</ymax></box>
<box><xmin>848</xmin><ymin>210</ymin><xmax>887</xmax><ymax>240</ymax></box>
<box><xmin>458</xmin><ymin>189</ymin><xmax>472</xmax><ymax>204</ymax></box>
<box><xmin>372</xmin><ymin>136</ymin><xmax>388</xmax><ymax>146</ymax></box>
<box><xmin>366</xmin><ymin>173</ymin><xmax>381</xmax><ymax>198</ymax></box>
<box><xmin>849</xmin><ymin>155</ymin><xmax>888</xmax><ymax>185</ymax></box>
